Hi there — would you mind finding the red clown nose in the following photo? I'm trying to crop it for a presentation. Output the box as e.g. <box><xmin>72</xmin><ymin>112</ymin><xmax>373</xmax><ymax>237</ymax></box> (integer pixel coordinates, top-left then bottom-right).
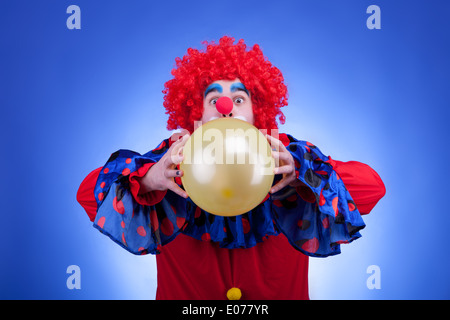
<box><xmin>215</xmin><ymin>96</ymin><xmax>233</xmax><ymax>115</ymax></box>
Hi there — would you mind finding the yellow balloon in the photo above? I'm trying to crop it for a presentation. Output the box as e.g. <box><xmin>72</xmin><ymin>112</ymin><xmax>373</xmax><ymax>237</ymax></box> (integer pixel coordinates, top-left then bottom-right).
<box><xmin>180</xmin><ymin>118</ymin><xmax>274</xmax><ymax>216</ymax></box>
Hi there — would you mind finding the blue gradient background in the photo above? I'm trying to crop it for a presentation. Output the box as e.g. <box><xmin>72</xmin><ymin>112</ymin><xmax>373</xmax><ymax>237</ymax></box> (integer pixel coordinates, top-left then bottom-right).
<box><xmin>1</xmin><ymin>0</ymin><xmax>449</xmax><ymax>299</ymax></box>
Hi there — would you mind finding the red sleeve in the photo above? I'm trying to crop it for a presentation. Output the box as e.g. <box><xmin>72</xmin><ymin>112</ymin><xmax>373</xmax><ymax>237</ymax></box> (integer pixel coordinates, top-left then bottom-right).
<box><xmin>77</xmin><ymin>164</ymin><xmax>167</xmax><ymax>222</ymax></box>
<box><xmin>328</xmin><ymin>156</ymin><xmax>386</xmax><ymax>215</ymax></box>
<box><xmin>76</xmin><ymin>167</ymin><xmax>102</xmax><ymax>222</ymax></box>
<box><xmin>129</xmin><ymin>162</ymin><xmax>167</xmax><ymax>206</ymax></box>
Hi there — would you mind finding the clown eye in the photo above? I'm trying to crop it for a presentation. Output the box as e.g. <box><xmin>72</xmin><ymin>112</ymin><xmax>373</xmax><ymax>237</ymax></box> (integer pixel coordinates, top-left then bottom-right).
<box><xmin>234</xmin><ymin>97</ymin><xmax>244</xmax><ymax>104</ymax></box>
<box><xmin>210</xmin><ymin>98</ymin><xmax>218</xmax><ymax>105</ymax></box>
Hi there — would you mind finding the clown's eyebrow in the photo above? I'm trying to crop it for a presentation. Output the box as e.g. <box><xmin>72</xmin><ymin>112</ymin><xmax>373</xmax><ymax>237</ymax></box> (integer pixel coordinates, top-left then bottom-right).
<box><xmin>230</xmin><ymin>82</ymin><xmax>249</xmax><ymax>96</ymax></box>
<box><xmin>204</xmin><ymin>83</ymin><xmax>223</xmax><ymax>97</ymax></box>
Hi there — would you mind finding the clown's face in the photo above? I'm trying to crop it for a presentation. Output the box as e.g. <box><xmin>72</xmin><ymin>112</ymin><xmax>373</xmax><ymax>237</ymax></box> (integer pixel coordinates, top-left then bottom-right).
<box><xmin>200</xmin><ymin>79</ymin><xmax>254</xmax><ymax>126</ymax></box>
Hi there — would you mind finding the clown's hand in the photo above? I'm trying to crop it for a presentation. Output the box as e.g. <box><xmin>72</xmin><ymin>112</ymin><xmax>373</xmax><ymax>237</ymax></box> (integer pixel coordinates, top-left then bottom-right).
<box><xmin>139</xmin><ymin>132</ymin><xmax>190</xmax><ymax>198</ymax></box>
<box><xmin>265</xmin><ymin>134</ymin><xmax>301</xmax><ymax>194</ymax></box>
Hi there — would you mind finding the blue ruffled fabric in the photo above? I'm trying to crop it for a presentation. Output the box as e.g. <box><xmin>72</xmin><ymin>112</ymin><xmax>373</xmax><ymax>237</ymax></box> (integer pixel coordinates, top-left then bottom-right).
<box><xmin>93</xmin><ymin>134</ymin><xmax>365</xmax><ymax>257</ymax></box>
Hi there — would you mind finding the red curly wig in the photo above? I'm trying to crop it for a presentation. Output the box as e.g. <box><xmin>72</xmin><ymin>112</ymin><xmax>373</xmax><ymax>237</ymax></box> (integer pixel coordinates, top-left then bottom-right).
<box><xmin>163</xmin><ymin>36</ymin><xmax>288</xmax><ymax>133</ymax></box>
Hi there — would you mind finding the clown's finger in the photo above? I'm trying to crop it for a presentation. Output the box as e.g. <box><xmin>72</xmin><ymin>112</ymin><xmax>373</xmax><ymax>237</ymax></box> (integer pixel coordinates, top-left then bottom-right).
<box><xmin>164</xmin><ymin>152</ymin><xmax>184</xmax><ymax>168</ymax></box>
<box><xmin>264</xmin><ymin>134</ymin><xmax>282</xmax><ymax>151</ymax></box>
<box><xmin>266</xmin><ymin>133</ymin><xmax>288</xmax><ymax>148</ymax></box>
<box><xmin>274</xmin><ymin>165</ymin><xmax>294</xmax><ymax>175</ymax></box>
<box><xmin>174</xmin><ymin>133</ymin><xmax>190</xmax><ymax>149</ymax></box>
<box><xmin>267</xmin><ymin>134</ymin><xmax>290</xmax><ymax>155</ymax></box>
<box><xmin>167</xmin><ymin>180</ymin><xmax>188</xmax><ymax>198</ymax></box>
<box><xmin>169</xmin><ymin>134</ymin><xmax>189</xmax><ymax>161</ymax></box>
<box><xmin>270</xmin><ymin>178</ymin><xmax>292</xmax><ymax>194</ymax></box>
<box><xmin>164</xmin><ymin>169</ymin><xmax>184</xmax><ymax>179</ymax></box>
<box><xmin>271</xmin><ymin>150</ymin><xmax>291</xmax><ymax>162</ymax></box>
<box><xmin>166</xmin><ymin>144</ymin><xmax>187</xmax><ymax>168</ymax></box>
<box><xmin>168</xmin><ymin>132</ymin><xmax>189</xmax><ymax>152</ymax></box>
<box><xmin>170</xmin><ymin>129</ymin><xmax>190</xmax><ymax>144</ymax></box>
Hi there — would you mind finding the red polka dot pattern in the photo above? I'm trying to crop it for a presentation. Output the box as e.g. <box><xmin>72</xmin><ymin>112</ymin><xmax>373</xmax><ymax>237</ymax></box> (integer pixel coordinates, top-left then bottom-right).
<box><xmin>332</xmin><ymin>197</ymin><xmax>339</xmax><ymax>217</ymax></box>
<box><xmin>121</xmin><ymin>232</ymin><xmax>127</xmax><ymax>246</ymax></box>
<box><xmin>242</xmin><ymin>218</ymin><xmax>251</xmax><ymax>234</ymax></box>
<box><xmin>161</xmin><ymin>218</ymin><xmax>174</xmax><ymax>236</ymax></box>
<box><xmin>176</xmin><ymin>217</ymin><xmax>186</xmax><ymax>229</ymax></box>
<box><xmin>97</xmin><ymin>216</ymin><xmax>105</xmax><ymax>229</ymax></box>
<box><xmin>319</xmin><ymin>190</ymin><xmax>326</xmax><ymax>206</ymax></box>
<box><xmin>301</xmin><ymin>238</ymin><xmax>319</xmax><ymax>253</ymax></box>
<box><xmin>137</xmin><ymin>226</ymin><xmax>147</xmax><ymax>237</ymax></box>
<box><xmin>322</xmin><ymin>217</ymin><xmax>330</xmax><ymax>229</ymax></box>
<box><xmin>150</xmin><ymin>209</ymin><xmax>159</xmax><ymax>231</ymax></box>
<box><xmin>348</xmin><ymin>200</ymin><xmax>356</xmax><ymax>211</ymax></box>
<box><xmin>113</xmin><ymin>197</ymin><xmax>125</xmax><ymax>214</ymax></box>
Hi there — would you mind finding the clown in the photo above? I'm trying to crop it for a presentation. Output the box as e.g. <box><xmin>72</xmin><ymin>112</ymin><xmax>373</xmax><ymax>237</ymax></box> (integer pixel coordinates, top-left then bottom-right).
<box><xmin>77</xmin><ymin>36</ymin><xmax>386</xmax><ymax>300</ymax></box>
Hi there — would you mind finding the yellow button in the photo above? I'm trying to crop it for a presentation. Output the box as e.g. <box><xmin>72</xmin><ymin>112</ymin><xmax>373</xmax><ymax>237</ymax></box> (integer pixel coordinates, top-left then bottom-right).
<box><xmin>227</xmin><ymin>287</ymin><xmax>242</xmax><ymax>300</ymax></box>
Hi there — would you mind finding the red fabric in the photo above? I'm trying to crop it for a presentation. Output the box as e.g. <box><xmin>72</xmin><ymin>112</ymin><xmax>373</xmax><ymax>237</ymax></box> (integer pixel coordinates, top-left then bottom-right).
<box><xmin>76</xmin><ymin>167</ymin><xmax>102</xmax><ymax>222</ymax></box>
<box><xmin>129</xmin><ymin>163</ymin><xmax>167</xmax><ymax>206</ymax></box>
<box><xmin>331</xmin><ymin>157</ymin><xmax>386</xmax><ymax>215</ymax></box>
<box><xmin>155</xmin><ymin>233</ymin><xmax>309</xmax><ymax>300</ymax></box>
<box><xmin>278</xmin><ymin>132</ymin><xmax>291</xmax><ymax>147</ymax></box>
